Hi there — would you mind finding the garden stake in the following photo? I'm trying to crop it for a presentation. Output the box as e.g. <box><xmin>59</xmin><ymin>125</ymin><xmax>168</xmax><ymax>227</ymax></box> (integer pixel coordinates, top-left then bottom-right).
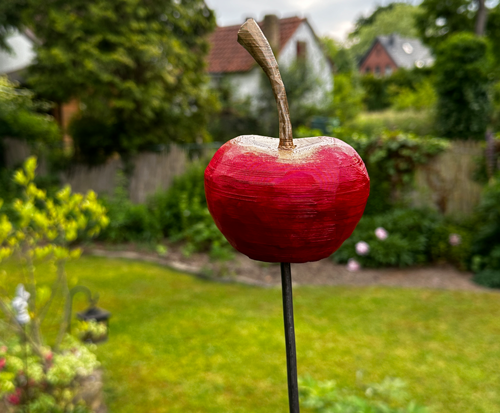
<box><xmin>281</xmin><ymin>262</ymin><xmax>300</xmax><ymax>413</ymax></box>
<box><xmin>204</xmin><ymin>19</ymin><xmax>370</xmax><ymax>412</ymax></box>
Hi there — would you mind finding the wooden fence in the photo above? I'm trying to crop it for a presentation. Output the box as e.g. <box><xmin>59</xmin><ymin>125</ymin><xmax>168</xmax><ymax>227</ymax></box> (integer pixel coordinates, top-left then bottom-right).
<box><xmin>411</xmin><ymin>140</ymin><xmax>483</xmax><ymax>216</ymax></box>
<box><xmin>2</xmin><ymin>138</ymin><xmax>485</xmax><ymax>214</ymax></box>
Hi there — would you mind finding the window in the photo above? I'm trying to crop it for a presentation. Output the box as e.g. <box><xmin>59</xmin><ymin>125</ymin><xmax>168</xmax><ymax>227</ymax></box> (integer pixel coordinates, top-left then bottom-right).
<box><xmin>296</xmin><ymin>41</ymin><xmax>307</xmax><ymax>60</ymax></box>
<box><xmin>375</xmin><ymin>66</ymin><xmax>381</xmax><ymax>75</ymax></box>
<box><xmin>385</xmin><ymin>65</ymin><xmax>393</xmax><ymax>76</ymax></box>
<box><xmin>365</xmin><ymin>67</ymin><xmax>371</xmax><ymax>73</ymax></box>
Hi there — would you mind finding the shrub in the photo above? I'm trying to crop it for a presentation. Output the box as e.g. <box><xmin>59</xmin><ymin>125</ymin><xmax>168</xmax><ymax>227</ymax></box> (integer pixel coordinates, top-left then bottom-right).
<box><xmin>347</xmin><ymin>109</ymin><xmax>436</xmax><ymax>137</ymax></box>
<box><xmin>473</xmin><ymin>269</ymin><xmax>500</xmax><ymax>288</ymax></box>
<box><xmin>434</xmin><ymin>33</ymin><xmax>491</xmax><ymax>140</ymax></box>
<box><xmin>470</xmin><ymin>173</ymin><xmax>500</xmax><ymax>285</ymax></box>
<box><xmin>332</xmin><ymin>208</ymin><xmax>441</xmax><ymax>268</ymax></box>
<box><xmin>340</xmin><ymin>130</ymin><xmax>449</xmax><ymax>215</ymax></box>
<box><xmin>148</xmin><ymin>160</ymin><xmax>233</xmax><ymax>260</ymax></box>
<box><xmin>100</xmin><ymin>173</ymin><xmax>162</xmax><ymax>244</ymax></box>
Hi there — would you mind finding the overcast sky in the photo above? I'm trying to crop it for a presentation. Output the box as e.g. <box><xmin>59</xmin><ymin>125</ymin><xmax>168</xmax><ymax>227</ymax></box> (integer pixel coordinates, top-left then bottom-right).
<box><xmin>204</xmin><ymin>0</ymin><xmax>419</xmax><ymax>41</ymax></box>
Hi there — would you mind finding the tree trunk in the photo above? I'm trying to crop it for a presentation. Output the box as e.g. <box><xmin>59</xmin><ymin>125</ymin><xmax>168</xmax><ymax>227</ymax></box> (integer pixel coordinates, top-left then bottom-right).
<box><xmin>475</xmin><ymin>0</ymin><xmax>488</xmax><ymax>36</ymax></box>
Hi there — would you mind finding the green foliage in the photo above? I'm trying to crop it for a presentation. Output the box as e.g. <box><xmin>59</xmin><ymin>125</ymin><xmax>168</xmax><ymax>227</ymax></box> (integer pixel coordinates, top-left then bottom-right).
<box><xmin>416</xmin><ymin>0</ymin><xmax>476</xmax><ymax>48</ymax></box>
<box><xmin>434</xmin><ymin>33</ymin><xmax>491</xmax><ymax>140</ymax></box>
<box><xmin>341</xmin><ymin>130</ymin><xmax>449</xmax><ymax>214</ymax></box>
<box><xmin>100</xmin><ymin>173</ymin><xmax>162</xmax><ymax>243</ymax></box>
<box><xmin>0</xmin><ymin>158</ymin><xmax>107</xmax><ymax>411</ymax></box>
<box><xmin>0</xmin><ymin>157</ymin><xmax>108</xmax><ymax>347</ymax></box>
<box><xmin>470</xmin><ymin>173</ymin><xmax>500</xmax><ymax>282</ymax></box>
<box><xmin>207</xmin><ymin>78</ymin><xmax>259</xmax><ymax>143</ymax></box>
<box><xmin>321</xmin><ymin>37</ymin><xmax>356</xmax><ymax>74</ymax></box>
<box><xmin>333</xmin><ymin>208</ymin><xmax>472</xmax><ymax>269</ymax></box>
<box><xmin>390</xmin><ymin>79</ymin><xmax>437</xmax><ymax>112</ymax></box>
<box><xmin>0</xmin><ymin>77</ymin><xmax>60</xmax><ymax>157</ymax></box>
<box><xmin>9</xmin><ymin>0</ymin><xmax>218</xmax><ymax>164</ymax></box>
<box><xmin>329</xmin><ymin>72</ymin><xmax>364</xmax><ymax>123</ymax></box>
<box><xmin>360</xmin><ymin>68</ymin><xmax>433</xmax><ymax>112</ymax></box>
<box><xmin>256</xmin><ymin>59</ymin><xmax>326</xmax><ymax>138</ymax></box>
<box><xmin>148</xmin><ymin>160</ymin><xmax>233</xmax><ymax>260</ymax></box>
<box><xmin>0</xmin><ymin>334</ymin><xmax>97</xmax><ymax>412</ymax></box>
<box><xmin>299</xmin><ymin>375</ymin><xmax>429</xmax><ymax>413</ymax></box>
<box><xmin>333</xmin><ymin>208</ymin><xmax>440</xmax><ymax>268</ymax></box>
<box><xmin>348</xmin><ymin>3</ymin><xmax>420</xmax><ymax>59</ymax></box>
<box><xmin>347</xmin><ymin>109</ymin><xmax>436</xmax><ymax>137</ymax></box>
<box><xmin>473</xmin><ymin>268</ymin><xmax>500</xmax><ymax>288</ymax></box>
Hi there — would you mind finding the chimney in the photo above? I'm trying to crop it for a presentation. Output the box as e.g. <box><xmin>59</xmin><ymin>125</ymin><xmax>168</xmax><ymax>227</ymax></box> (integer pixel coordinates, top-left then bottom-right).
<box><xmin>263</xmin><ymin>14</ymin><xmax>280</xmax><ymax>52</ymax></box>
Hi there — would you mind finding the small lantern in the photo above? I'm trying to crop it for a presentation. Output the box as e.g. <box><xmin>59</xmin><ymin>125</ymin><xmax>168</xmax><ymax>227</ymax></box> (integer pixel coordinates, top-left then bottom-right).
<box><xmin>76</xmin><ymin>306</ymin><xmax>111</xmax><ymax>344</ymax></box>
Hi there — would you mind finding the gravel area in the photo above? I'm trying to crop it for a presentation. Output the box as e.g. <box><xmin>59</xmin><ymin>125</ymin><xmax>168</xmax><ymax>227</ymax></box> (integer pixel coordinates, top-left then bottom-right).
<box><xmin>87</xmin><ymin>243</ymin><xmax>490</xmax><ymax>292</ymax></box>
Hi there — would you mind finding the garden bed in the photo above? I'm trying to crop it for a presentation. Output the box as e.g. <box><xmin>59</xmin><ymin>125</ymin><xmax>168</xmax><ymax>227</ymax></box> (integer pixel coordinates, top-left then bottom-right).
<box><xmin>86</xmin><ymin>243</ymin><xmax>487</xmax><ymax>292</ymax></box>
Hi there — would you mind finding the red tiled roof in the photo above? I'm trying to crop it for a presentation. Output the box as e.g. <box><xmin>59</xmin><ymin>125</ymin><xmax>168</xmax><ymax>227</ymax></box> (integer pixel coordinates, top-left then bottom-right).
<box><xmin>207</xmin><ymin>16</ymin><xmax>305</xmax><ymax>74</ymax></box>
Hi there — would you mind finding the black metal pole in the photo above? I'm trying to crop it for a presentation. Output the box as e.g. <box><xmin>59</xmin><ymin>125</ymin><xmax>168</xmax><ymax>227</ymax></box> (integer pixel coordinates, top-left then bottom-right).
<box><xmin>280</xmin><ymin>262</ymin><xmax>300</xmax><ymax>413</ymax></box>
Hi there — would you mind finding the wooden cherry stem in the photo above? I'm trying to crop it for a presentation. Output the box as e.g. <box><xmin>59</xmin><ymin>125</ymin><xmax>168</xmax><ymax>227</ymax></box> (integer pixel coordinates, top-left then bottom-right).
<box><xmin>237</xmin><ymin>19</ymin><xmax>294</xmax><ymax>149</ymax></box>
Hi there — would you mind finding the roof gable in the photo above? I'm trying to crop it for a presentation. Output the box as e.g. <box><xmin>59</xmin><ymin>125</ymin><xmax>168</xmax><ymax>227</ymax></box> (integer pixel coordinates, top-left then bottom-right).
<box><xmin>377</xmin><ymin>34</ymin><xmax>433</xmax><ymax>69</ymax></box>
<box><xmin>207</xmin><ymin>16</ymin><xmax>304</xmax><ymax>74</ymax></box>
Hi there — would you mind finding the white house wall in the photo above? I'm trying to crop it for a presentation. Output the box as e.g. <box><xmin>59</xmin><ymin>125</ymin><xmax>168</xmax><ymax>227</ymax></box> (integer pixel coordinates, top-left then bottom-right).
<box><xmin>223</xmin><ymin>21</ymin><xmax>333</xmax><ymax>104</ymax></box>
<box><xmin>0</xmin><ymin>31</ymin><xmax>35</xmax><ymax>76</ymax></box>
<box><xmin>278</xmin><ymin>22</ymin><xmax>333</xmax><ymax>99</ymax></box>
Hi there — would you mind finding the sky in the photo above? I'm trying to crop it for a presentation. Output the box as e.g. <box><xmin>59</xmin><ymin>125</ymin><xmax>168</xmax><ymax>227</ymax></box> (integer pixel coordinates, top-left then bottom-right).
<box><xmin>204</xmin><ymin>0</ymin><xmax>419</xmax><ymax>41</ymax></box>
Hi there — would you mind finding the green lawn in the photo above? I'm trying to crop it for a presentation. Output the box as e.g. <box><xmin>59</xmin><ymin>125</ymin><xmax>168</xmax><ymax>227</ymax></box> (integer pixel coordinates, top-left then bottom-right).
<box><xmin>3</xmin><ymin>256</ymin><xmax>500</xmax><ymax>412</ymax></box>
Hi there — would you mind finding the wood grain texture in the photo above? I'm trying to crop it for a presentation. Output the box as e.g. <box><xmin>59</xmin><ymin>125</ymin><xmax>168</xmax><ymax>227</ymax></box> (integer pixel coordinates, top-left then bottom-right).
<box><xmin>237</xmin><ymin>19</ymin><xmax>293</xmax><ymax>149</ymax></box>
<box><xmin>205</xmin><ymin>136</ymin><xmax>370</xmax><ymax>263</ymax></box>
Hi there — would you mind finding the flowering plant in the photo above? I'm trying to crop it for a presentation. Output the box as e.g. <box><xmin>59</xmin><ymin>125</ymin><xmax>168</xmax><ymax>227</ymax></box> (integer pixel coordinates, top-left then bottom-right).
<box><xmin>0</xmin><ymin>157</ymin><xmax>108</xmax><ymax>411</ymax></box>
<box><xmin>0</xmin><ymin>334</ymin><xmax>98</xmax><ymax>412</ymax></box>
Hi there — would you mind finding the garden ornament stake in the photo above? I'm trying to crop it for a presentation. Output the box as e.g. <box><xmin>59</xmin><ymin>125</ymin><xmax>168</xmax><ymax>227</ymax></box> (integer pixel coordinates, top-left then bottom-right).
<box><xmin>204</xmin><ymin>19</ymin><xmax>370</xmax><ymax>412</ymax></box>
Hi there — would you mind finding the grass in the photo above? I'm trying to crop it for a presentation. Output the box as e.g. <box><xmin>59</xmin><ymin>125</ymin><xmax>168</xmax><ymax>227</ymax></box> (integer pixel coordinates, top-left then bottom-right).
<box><xmin>3</xmin><ymin>255</ymin><xmax>500</xmax><ymax>412</ymax></box>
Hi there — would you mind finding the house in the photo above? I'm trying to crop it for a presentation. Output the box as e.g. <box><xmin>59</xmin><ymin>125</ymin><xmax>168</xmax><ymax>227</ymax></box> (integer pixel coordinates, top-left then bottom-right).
<box><xmin>0</xmin><ymin>29</ymin><xmax>36</xmax><ymax>83</ymax></box>
<box><xmin>359</xmin><ymin>34</ymin><xmax>433</xmax><ymax>76</ymax></box>
<box><xmin>207</xmin><ymin>15</ymin><xmax>333</xmax><ymax>101</ymax></box>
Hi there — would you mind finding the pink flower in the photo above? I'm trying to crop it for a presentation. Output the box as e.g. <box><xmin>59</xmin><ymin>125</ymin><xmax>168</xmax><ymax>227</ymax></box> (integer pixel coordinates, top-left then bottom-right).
<box><xmin>449</xmin><ymin>234</ymin><xmax>461</xmax><ymax>246</ymax></box>
<box><xmin>45</xmin><ymin>352</ymin><xmax>53</xmax><ymax>362</ymax></box>
<box><xmin>0</xmin><ymin>346</ymin><xmax>7</xmax><ymax>353</ymax></box>
<box><xmin>375</xmin><ymin>227</ymin><xmax>388</xmax><ymax>240</ymax></box>
<box><xmin>347</xmin><ymin>258</ymin><xmax>361</xmax><ymax>272</ymax></box>
<box><xmin>0</xmin><ymin>358</ymin><xmax>5</xmax><ymax>370</ymax></box>
<box><xmin>355</xmin><ymin>241</ymin><xmax>370</xmax><ymax>256</ymax></box>
<box><xmin>7</xmin><ymin>388</ymin><xmax>22</xmax><ymax>405</ymax></box>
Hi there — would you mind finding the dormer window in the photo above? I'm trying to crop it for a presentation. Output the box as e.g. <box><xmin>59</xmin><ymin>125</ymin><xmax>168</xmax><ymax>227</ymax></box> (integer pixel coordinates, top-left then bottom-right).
<box><xmin>296</xmin><ymin>41</ymin><xmax>307</xmax><ymax>60</ymax></box>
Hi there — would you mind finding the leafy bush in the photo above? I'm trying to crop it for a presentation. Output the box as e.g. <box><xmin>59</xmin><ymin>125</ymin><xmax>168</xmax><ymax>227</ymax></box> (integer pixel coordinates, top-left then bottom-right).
<box><xmin>333</xmin><ymin>208</ymin><xmax>440</xmax><ymax>268</ymax></box>
<box><xmin>347</xmin><ymin>109</ymin><xmax>436</xmax><ymax>137</ymax></box>
<box><xmin>148</xmin><ymin>160</ymin><xmax>233</xmax><ymax>260</ymax></box>
<box><xmin>333</xmin><ymin>208</ymin><xmax>472</xmax><ymax>269</ymax></box>
<box><xmin>299</xmin><ymin>375</ymin><xmax>429</xmax><ymax>413</ymax></box>
<box><xmin>470</xmin><ymin>173</ymin><xmax>500</xmax><ymax>286</ymax></box>
<box><xmin>473</xmin><ymin>269</ymin><xmax>500</xmax><ymax>288</ymax></box>
<box><xmin>100</xmin><ymin>173</ymin><xmax>162</xmax><ymax>243</ymax></box>
<box><xmin>434</xmin><ymin>33</ymin><xmax>491</xmax><ymax>140</ymax></box>
<box><xmin>0</xmin><ymin>77</ymin><xmax>60</xmax><ymax>152</ymax></box>
<box><xmin>340</xmin><ymin>130</ymin><xmax>448</xmax><ymax>215</ymax></box>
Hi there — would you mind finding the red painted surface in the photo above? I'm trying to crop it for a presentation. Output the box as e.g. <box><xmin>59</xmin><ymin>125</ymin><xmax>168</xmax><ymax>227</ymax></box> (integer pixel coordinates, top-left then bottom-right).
<box><xmin>359</xmin><ymin>40</ymin><xmax>398</xmax><ymax>76</ymax></box>
<box><xmin>205</xmin><ymin>136</ymin><xmax>370</xmax><ymax>263</ymax></box>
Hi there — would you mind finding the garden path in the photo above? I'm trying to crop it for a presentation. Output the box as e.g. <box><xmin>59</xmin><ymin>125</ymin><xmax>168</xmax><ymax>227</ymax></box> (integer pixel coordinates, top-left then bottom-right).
<box><xmin>88</xmin><ymin>244</ymin><xmax>488</xmax><ymax>292</ymax></box>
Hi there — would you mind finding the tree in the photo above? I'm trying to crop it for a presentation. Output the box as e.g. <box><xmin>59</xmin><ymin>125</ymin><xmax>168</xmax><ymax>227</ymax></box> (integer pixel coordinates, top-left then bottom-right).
<box><xmin>433</xmin><ymin>32</ymin><xmax>491</xmax><ymax>139</ymax></box>
<box><xmin>256</xmin><ymin>60</ymin><xmax>325</xmax><ymax>138</ymax></box>
<box><xmin>416</xmin><ymin>0</ymin><xmax>493</xmax><ymax>47</ymax></box>
<box><xmin>348</xmin><ymin>3</ymin><xmax>420</xmax><ymax>59</ymax></box>
<box><xmin>3</xmin><ymin>0</ymin><xmax>218</xmax><ymax>165</ymax></box>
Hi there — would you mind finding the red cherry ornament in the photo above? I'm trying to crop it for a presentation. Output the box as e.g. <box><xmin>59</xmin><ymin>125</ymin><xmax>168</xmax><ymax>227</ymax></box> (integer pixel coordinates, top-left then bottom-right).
<box><xmin>205</xmin><ymin>19</ymin><xmax>369</xmax><ymax>263</ymax></box>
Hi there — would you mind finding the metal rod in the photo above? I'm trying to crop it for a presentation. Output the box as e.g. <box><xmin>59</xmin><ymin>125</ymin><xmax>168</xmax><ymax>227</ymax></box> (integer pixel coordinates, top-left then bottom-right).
<box><xmin>280</xmin><ymin>262</ymin><xmax>300</xmax><ymax>413</ymax></box>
